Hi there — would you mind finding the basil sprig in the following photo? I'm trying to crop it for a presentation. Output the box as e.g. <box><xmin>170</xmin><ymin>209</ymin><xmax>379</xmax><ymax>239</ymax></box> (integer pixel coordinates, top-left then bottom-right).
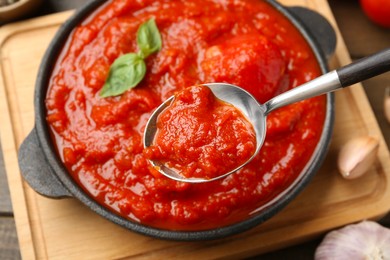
<box><xmin>137</xmin><ymin>19</ymin><xmax>162</xmax><ymax>58</ymax></box>
<box><xmin>100</xmin><ymin>19</ymin><xmax>162</xmax><ymax>98</ymax></box>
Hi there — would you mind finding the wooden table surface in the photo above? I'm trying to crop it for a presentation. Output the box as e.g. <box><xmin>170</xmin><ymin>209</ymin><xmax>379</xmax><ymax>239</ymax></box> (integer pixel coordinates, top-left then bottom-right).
<box><xmin>0</xmin><ymin>0</ymin><xmax>389</xmax><ymax>259</ymax></box>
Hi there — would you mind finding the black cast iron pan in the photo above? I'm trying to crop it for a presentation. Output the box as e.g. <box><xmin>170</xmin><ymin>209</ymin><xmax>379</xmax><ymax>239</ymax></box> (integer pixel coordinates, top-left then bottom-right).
<box><xmin>18</xmin><ymin>0</ymin><xmax>336</xmax><ymax>241</ymax></box>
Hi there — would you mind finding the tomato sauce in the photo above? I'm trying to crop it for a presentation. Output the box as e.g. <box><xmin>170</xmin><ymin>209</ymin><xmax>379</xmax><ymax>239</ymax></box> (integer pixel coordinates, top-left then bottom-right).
<box><xmin>46</xmin><ymin>0</ymin><xmax>326</xmax><ymax>230</ymax></box>
<box><xmin>144</xmin><ymin>85</ymin><xmax>256</xmax><ymax>179</ymax></box>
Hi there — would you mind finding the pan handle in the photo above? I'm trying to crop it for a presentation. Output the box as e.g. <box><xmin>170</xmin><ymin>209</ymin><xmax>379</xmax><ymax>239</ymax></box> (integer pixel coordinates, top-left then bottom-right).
<box><xmin>18</xmin><ymin>129</ymin><xmax>72</xmax><ymax>198</ymax></box>
<box><xmin>288</xmin><ymin>6</ymin><xmax>337</xmax><ymax>60</ymax></box>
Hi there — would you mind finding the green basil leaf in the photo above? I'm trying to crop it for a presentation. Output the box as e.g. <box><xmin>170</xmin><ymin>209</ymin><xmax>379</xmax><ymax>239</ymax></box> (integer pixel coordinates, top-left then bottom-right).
<box><xmin>99</xmin><ymin>53</ymin><xmax>146</xmax><ymax>97</ymax></box>
<box><xmin>99</xmin><ymin>19</ymin><xmax>162</xmax><ymax>98</ymax></box>
<box><xmin>137</xmin><ymin>18</ymin><xmax>162</xmax><ymax>58</ymax></box>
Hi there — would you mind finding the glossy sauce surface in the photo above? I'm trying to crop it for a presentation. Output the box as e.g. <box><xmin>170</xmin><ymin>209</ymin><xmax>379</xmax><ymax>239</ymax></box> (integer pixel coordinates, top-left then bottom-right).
<box><xmin>46</xmin><ymin>0</ymin><xmax>326</xmax><ymax>230</ymax></box>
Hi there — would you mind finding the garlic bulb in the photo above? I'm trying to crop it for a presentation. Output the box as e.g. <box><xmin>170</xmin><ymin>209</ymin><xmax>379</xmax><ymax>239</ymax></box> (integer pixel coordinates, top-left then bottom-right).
<box><xmin>337</xmin><ymin>136</ymin><xmax>379</xmax><ymax>179</ymax></box>
<box><xmin>315</xmin><ymin>221</ymin><xmax>390</xmax><ymax>260</ymax></box>
<box><xmin>385</xmin><ymin>87</ymin><xmax>390</xmax><ymax>124</ymax></box>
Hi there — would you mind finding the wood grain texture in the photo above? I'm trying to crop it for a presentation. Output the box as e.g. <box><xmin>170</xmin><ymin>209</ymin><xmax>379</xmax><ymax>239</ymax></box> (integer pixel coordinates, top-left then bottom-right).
<box><xmin>328</xmin><ymin>0</ymin><xmax>390</xmax><ymax>149</ymax></box>
<box><xmin>0</xmin><ymin>1</ymin><xmax>390</xmax><ymax>259</ymax></box>
<box><xmin>0</xmin><ymin>218</ymin><xmax>21</xmax><ymax>260</ymax></box>
<box><xmin>362</xmin><ymin>75</ymin><xmax>390</xmax><ymax>147</ymax></box>
<box><xmin>0</xmin><ymin>141</ymin><xmax>13</xmax><ymax>215</ymax></box>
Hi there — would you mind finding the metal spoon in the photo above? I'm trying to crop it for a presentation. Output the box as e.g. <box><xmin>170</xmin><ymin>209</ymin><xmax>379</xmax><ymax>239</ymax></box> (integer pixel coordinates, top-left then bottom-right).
<box><xmin>143</xmin><ymin>48</ymin><xmax>390</xmax><ymax>183</ymax></box>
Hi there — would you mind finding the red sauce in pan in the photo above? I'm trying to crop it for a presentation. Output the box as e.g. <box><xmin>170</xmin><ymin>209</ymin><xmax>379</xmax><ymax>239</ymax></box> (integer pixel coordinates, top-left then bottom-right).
<box><xmin>46</xmin><ymin>0</ymin><xmax>326</xmax><ymax>230</ymax></box>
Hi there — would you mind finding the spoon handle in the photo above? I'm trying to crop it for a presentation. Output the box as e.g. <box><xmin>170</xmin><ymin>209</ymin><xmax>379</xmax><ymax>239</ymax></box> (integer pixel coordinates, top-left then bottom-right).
<box><xmin>265</xmin><ymin>48</ymin><xmax>390</xmax><ymax>114</ymax></box>
<box><xmin>337</xmin><ymin>48</ymin><xmax>390</xmax><ymax>87</ymax></box>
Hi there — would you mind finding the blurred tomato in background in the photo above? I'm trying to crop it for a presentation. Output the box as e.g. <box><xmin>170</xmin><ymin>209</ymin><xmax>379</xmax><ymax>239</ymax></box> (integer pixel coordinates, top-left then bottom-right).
<box><xmin>360</xmin><ymin>0</ymin><xmax>390</xmax><ymax>28</ymax></box>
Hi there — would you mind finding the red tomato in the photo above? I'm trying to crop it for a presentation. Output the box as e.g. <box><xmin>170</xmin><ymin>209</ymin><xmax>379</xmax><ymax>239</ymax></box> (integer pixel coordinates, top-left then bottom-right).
<box><xmin>360</xmin><ymin>0</ymin><xmax>390</xmax><ymax>28</ymax></box>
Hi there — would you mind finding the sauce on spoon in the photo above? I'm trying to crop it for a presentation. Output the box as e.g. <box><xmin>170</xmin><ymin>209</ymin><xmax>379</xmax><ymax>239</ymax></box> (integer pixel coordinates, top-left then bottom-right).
<box><xmin>144</xmin><ymin>85</ymin><xmax>256</xmax><ymax>180</ymax></box>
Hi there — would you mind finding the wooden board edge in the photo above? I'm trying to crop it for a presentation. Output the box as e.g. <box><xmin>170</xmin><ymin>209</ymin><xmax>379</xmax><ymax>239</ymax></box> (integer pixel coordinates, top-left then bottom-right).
<box><xmin>313</xmin><ymin>0</ymin><xmax>390</xmax><ymax>199</ymax></box>
<box><xmin>0</xmin><ymin>52</ymin><xmax>36</xmax><ymax>259</ymax></box>
<box><xmin>1</xmin><ymin>2</ymin><xmax>390</xmax><ymax>259</ymax></box>
<box><xmin>0</xmin><ymin>11</ymin><xmax>74</xmax><ymax>260</ymax></box>
<box><xmin>0</xmin><ymin>11</ymin><xmax>73</xmax><ymax>46</ymax></box>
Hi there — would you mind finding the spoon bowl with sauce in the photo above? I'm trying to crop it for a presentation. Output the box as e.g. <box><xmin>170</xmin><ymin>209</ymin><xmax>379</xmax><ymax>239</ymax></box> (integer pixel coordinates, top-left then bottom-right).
<box><xmin>144</xmin><ymin>48</ymin><xmax>390</xmax><ymax>183</ymax></box>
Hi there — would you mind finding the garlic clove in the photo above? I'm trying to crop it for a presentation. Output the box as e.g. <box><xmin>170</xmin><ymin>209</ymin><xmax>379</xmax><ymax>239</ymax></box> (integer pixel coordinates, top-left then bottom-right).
<box><xmin>315</xmin><ymin>221</ymin><xmax>390</xmax><ymax>260</ymax></box>
<box><xmin>337</xmin><ymin>136</ymin><xmax>379</xmax><ymax>179</ymax></box>
<box><xmin>385</xmin><ymin>86</ymin><xmax>390</xmax><ymax>124</ymax></box>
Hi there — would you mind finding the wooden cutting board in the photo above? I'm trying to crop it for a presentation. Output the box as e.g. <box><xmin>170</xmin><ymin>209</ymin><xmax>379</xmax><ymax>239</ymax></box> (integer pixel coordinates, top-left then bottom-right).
<box><xmin>1</xmin><ymin>0</ymin><xmax>390</xmax><ymax>259</ymax></box>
